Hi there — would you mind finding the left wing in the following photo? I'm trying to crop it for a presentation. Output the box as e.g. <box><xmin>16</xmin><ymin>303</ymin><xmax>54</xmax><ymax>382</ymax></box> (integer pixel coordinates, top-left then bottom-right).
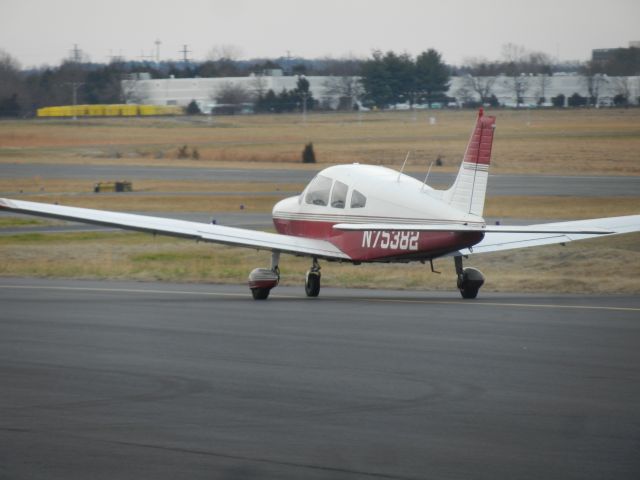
<box><xmin>0</xmin><ymin>198</ymin><xmax>350</xmax><ymax>260</ymax></box>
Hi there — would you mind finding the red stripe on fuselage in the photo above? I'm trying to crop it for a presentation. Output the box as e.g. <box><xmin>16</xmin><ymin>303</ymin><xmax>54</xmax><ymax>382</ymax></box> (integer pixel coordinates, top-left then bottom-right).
<box><xmin>273</xmin><ymin>218</ymin><xmax>483</xmax><ymax>262</ymax></box>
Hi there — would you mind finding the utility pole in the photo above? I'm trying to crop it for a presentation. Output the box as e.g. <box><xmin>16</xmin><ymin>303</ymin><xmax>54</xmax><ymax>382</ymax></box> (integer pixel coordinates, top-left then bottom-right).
<box><xmin>65</xmin><ymin>81</ymin><xmax>84</xmax><ymax>120</ymax></box>
<box><xmin>155</xmin><ymin>39</ymin><xmax>162</xmax><ymax>63</ymax></box>
<box><xmin>301</xmin><ymin>91</ymin><xmax>308</xmax><ymax>124</ymax></box>
<box><xmin>179</xmin><ymin>44</ymin><xmax>191</xmax><ymax>63</ymax></box>
<box><xmin>70</xmin><ymin>44</ymin><xmax>82</xmax><ymax>63</ymax></box>
<box><xmin>67</xmin><ymin>44</ymin><xmax>84</xmax><ymax>120</ymax></box>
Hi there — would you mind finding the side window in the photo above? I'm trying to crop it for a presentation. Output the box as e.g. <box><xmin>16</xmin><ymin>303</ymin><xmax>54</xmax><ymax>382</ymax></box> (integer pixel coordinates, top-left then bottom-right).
<box><xmin>330</xmin><ymin>181</ymin><xmax>348</xmax><ymax>209</ymax></box>
<box><xmin>350</xmin><ymin>190</ymin><xmax>367</xmax><ymax>208</ymax></box>
<box><xmin>304</xmin><ymin>175</ymin><xmax>333</xmax><ymax>206</ymax></box>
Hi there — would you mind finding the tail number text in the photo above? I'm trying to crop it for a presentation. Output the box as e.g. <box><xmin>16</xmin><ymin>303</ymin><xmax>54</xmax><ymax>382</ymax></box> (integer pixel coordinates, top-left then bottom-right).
<box><xmin>362</xmin><ymin>231</ymin><xmax>419</xmax><ymax>251</ymax></box>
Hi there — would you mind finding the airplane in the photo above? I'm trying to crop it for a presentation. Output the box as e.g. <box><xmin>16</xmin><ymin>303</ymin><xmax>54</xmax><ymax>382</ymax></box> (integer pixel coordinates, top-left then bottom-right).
<box><xmin>1</xmin><ymin>109</ymin><xmax>639</xmax><ymax>300</ymax></box>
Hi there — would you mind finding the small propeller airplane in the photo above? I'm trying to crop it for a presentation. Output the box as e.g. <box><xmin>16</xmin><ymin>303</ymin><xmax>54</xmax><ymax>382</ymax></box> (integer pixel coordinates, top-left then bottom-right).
<box><xmin>2</xmin><ymin>110</ymin><xmax>639</xmax><ymax>299</ymax></box>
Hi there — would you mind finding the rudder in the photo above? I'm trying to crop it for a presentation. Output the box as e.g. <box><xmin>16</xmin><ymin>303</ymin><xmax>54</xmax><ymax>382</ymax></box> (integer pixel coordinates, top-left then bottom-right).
<box><xmin>444</xmin><ymin>109</ymin><xmax>496</xmax><ymax>217</ymax></box>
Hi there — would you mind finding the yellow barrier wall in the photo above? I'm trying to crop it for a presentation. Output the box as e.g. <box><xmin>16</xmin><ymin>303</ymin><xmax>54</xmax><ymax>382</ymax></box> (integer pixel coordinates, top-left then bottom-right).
<box><xmin>37</xmin><ymin>104</ymin><xmax>183</xmax><ymax>117</ymax></box>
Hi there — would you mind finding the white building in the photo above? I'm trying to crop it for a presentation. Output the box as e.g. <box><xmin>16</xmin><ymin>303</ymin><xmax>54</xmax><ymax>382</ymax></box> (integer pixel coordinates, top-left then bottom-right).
<box><xmin>122</xmin><ymin>74</ymin><xmax>640</xmax><ymax>110</ymax></box>
<box><xmin>123</xmin><ymin>74</ymin><xmax>342</xmax><ymax>112</ymax></box>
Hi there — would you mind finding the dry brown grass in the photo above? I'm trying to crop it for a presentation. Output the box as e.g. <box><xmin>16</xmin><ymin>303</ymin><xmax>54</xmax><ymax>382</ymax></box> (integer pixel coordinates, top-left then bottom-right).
<box><xmin>1</xmin><ymin>230</ymin><xmax>638</xmax><ymax>295</ymax></box>
<box><xmin>1</xmin><ymin>109</ymin><xmax>639</xmax><ymax>175</ymax></box>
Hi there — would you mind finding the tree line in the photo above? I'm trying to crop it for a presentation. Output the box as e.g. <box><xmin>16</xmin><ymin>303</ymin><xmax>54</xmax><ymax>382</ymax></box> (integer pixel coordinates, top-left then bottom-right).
<box><xmin>1</xmin><ymin>44</ymin><xmax>639</xmax><ymax>117</ymax></box>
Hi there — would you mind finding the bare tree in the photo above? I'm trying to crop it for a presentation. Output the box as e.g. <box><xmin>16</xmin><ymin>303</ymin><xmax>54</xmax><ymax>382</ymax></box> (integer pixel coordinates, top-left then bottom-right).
<box><xmin>501</xmin><ymin>43</ymin><xmax>530</xmax><ymax>107</ymax></box>
<box><xmin>121</xmin><ymin>75</ymin><xmax>150</xmax><ymax>104</ymax></box>
<box><xmin>323</xmin><ymin>76</ymin><xmax>362</xmax><ymax>110</ymax></box>
<box><xmin>249</xmin><ymin>75</ymin><xmax>268</xmax><ymax>99</ymax></box>
<box><xmin>0</xmin><ymin>50</ymin><xmax>28</xmax><ymax>116</ymax></box>
<box><xmin>454</xmin><ymin>84</ymin><xmax>476</xmax><ymax>106</ymax></box>
<box><xmin>611</xmin><ymin>77</ymin><xmax>631</xmax><ymax>106</ymax></box>
<box><xmin>207</xmin><ymin>44</ymin><xmax>243</xmax><ymax>62</ymax></box>
<box><xmin>580</xmin><ymin>61</ymin><xmax>607</xmax><ymax>106</ymax></box>
<box><xmin>460</xmin><ymin>74</ymin><xmax>496</xmax><ymax>104</ymax></box>
<box><xmin>213</xmin><ymin>82</ymin><xmax>252</xmax><ymax>106</ymax></box>
<box><xmin>535</xmin><ymin>74</ymin><xmax>551</xmax><ymax>105</ymax></box>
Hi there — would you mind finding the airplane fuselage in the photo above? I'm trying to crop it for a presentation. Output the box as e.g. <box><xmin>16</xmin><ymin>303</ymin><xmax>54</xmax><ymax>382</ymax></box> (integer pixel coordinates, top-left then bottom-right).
<box><xmin>272</xmin><ymin>164</ymin><xmax>485</xmax><ymax>262</ymax></box>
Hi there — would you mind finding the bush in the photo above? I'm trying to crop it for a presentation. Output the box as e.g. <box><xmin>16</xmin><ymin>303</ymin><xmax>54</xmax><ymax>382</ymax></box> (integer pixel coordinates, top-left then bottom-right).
<box><xmin>186</xmin><ymin>100</ymin><xmax>201</xmax><ymax>115</ymax></box>
<box><xmin>302</xmin><ymin>143</ymin><xmax>316</xmax><ymax>163</ymax></box>
<box><xmin>568</xmin><ymin>93</ymin><xmax>587</xmax><ymax>107</ymax></box>
<box><xmin>551</xmin><ymin>94</ymin><xmax>565</xmax><ymax>108</ymax></box>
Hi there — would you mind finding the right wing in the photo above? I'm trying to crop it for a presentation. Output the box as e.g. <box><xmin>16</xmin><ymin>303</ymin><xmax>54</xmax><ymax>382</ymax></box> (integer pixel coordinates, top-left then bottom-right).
<box><xmin>0</xmin><ymin>198</ymin><xmax>350</xmax><ymax>261</ymax></box>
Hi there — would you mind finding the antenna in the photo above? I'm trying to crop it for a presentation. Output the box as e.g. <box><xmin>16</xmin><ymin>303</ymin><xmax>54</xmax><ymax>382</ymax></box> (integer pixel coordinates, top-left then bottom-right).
<box><xmin>421</xmin><ymin>162</ymin><xmax>434</xmax><ymax>191</ymax></box>
<box><xmin>397</xmin><ymin>151</ymin><xmax>410</xmax><ymax>182</ymax></box>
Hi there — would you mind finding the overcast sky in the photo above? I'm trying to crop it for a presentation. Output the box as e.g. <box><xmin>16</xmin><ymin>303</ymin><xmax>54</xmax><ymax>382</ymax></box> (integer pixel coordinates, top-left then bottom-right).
<box><xmin>1</xmin><ymin>0</ymin><xmax>639</xmax><ymax>68</ymax></box>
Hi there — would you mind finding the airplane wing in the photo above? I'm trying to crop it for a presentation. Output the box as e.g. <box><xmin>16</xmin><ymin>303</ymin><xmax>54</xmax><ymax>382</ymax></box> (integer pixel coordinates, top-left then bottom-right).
<box><xmin>333</xmin><ymin>215</ymin><xmax>640</xmax><ymax>255</ymax></box>
<box><xmin>0</xmin><ymin>198</ymin><xmax>350</xmax><ymax>261</ymax></box>
<box><xmin>455</xmin><ymin>215</ymin><xmax>640</xmax><ymax>255</ymax></box>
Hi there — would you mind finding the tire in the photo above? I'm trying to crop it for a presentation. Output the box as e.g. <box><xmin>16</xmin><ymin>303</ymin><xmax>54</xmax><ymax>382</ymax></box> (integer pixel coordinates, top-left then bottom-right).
<box><xmin>459</xmin><ymin>286</ymin><xmax>479</xmax><ymax>299</ymax></box>
<box><xmin>251</xmin><ymin>288</ymin><xmax>270</xmax><ymax>300</ymax></box>
<box><xmin>305</xmin><ymin>272</ymin><xmax>320</xmax><ymax>297</ymax></box>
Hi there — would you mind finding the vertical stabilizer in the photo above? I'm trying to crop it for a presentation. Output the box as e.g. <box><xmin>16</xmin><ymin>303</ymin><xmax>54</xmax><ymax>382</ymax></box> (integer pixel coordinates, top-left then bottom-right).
<box><xmin>444</xmin><ymin>109</ymin><xmax>496</xmax><ymax>217</ymax></box>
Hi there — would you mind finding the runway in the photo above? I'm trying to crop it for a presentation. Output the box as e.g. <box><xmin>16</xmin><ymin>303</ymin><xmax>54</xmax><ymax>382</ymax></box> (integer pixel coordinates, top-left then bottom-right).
<box><xmin>3</xmin><ymin>163</ymin><xmax>640</xmax><ymax>196</ymax></box>
<box><xmin>1</xmin><ymin>278</ymin><xmax>639</xmax><ymax>479</ymax></box>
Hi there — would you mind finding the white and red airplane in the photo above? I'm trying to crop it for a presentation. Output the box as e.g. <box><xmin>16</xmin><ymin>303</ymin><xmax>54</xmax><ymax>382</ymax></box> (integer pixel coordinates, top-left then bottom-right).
<box><xmin>1</xmin><ymin>110</ymin><xmax>639</xmax><ymax>299</ymax></box>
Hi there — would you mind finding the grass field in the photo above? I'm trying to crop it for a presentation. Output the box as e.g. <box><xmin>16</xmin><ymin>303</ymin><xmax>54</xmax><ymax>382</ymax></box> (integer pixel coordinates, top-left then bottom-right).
<box><xmin>1</xmin><ymin>109</ymin><xmax>640</xmax><ymax>175</ymax></box>
<box><xmin>1</xmin><ymin>109</ymin><xmax>639</xmax><ymax>295</ymax></box>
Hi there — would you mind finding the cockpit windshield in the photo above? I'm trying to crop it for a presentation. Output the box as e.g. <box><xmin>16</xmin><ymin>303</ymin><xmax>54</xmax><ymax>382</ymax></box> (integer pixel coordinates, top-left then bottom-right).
<box><xmin>304</xmin><ymin>175</ymin><xmax>333</xmax><ymax>206</ymax></box>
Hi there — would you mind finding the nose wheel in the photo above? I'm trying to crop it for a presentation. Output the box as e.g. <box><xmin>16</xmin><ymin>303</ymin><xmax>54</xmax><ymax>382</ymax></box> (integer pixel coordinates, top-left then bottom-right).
<box><xmin>305</xmin><ymin>258</ymin><xmax>321</xmax><ymax>297</ymax></box>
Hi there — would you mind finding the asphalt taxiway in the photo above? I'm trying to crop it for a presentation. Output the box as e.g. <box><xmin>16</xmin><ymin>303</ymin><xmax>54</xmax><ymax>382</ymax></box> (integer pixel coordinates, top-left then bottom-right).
<box><xmin>3</xmin><ymin>163</ymin><xmax>640</xmax><ymax>196</ymax></box>
<box><xmin>1</xmin><ymin>277</ymin><xmax>639</xmax><ymax>479</ymax></box>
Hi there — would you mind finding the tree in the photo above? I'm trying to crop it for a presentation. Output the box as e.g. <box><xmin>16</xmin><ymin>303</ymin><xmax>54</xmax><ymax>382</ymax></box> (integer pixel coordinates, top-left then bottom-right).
<box><xmin>501</xmin><ymin>43</ymin><xmax>530</xmax><ymax>107</ymax></box>
<box><xmin>323</xmin><ymin>76</ymin><xmax>362</xmax><ymax>110</ymax></box>
<box><xmin>414</xmin><ymin>49</ymin><xmax>450</xmax><ymax>107</ymax></box>
<box><xmin>214</xmin><ymin>82</ymin><xmax>252</xmax><ymax>106</ymax></box>
<box><xmin>359</xmin><ymin>51</ymin><xmax>401</xmax><ymax>108</ymax></box>
<box><xmin>535</xmin><ymin>74</ymin><xmax>551</xmax><ymax>105</ymax></box>
<box><xmin>551</xmin><ymin>94</ymin><xmax>565</xmax><ymax>108</ymax></box>
<box><xmin>611</xmin><ymin>77</ymin><xmax>631</xmax><ymax>107</ymax></box>
<box><xmin>460</xmin><ymin>74</ymin><xmax>496</xmax><ymax>105</ymax></box>
<box><xmin>580</xmin><ymin>61</ymin><xmax>607</xmax><ymax>106</ymax></box>
<box><xmin>0</xmin><ymin>50</ymin><xmax>28</xmax><ymax>116</ymax></box>
<box><xmin>360</xmin><ymin>49</ymin><xmax>450</xmax><ymax>109</ymax></box>
<box><xmin>186</xmin><ymin>100</ymin><xmax>201</xmax><ymax>115</ymax></box>
<box><xmin>567</xmin><ymin>93</ymin><xmax>587</xmax><ymax>107</ymax></box>
<box><xmin>293</xmin><ymin>75</ymin><xmax>315</xmax><ymax>112</ymax></box>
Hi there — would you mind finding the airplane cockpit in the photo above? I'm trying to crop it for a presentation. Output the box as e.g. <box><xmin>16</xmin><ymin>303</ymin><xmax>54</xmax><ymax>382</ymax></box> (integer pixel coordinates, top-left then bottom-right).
<box><xmin>300</xmin><ymin>174</ymin><xmax>367</xmax><ymax>210</ymax></box>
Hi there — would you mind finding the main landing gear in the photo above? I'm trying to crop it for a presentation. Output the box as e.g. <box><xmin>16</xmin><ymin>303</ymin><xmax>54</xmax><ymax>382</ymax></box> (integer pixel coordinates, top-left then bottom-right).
<box><xmin>248</xmin><ymin>253</ymin><xmax>323</xmax><ymax>300</ymax></box>
<box><xmin>305</xmin><ymin>258</ymin><xmax>321</xmax><ymax>297</ymax></box>
<box><xmin>454</xmin><ymin>256</ymin><xmax>485</xmax><ymax>299</ymax></box>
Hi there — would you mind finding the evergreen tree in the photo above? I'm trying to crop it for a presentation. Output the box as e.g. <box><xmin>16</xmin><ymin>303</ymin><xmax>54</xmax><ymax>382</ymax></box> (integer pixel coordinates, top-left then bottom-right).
<box><xmin>415</xmin><ymin>49</ymin><xmax>450</xmax><ymax>107</ymax></box>
<box><xmin>186</xmin><ymin>100</ymin><xmax>201</xmax><ymax>115</ymax></box>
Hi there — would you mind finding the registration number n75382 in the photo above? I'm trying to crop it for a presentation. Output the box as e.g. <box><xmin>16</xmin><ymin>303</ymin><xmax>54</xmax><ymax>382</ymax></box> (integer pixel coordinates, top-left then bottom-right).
<box><xmin>361</xmin><ymin>231</ymin><xmax>419</xmax><ymax>251</ymax></box>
